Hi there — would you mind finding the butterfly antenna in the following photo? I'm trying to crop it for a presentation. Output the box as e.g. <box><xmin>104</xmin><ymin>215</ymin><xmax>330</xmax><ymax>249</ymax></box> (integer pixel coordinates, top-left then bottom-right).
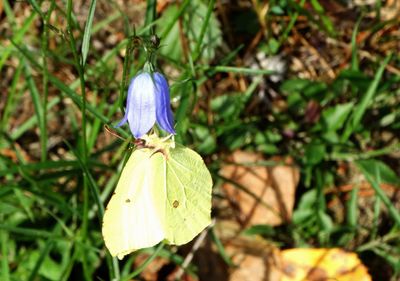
<box><xmin>160</xmin><ymin>134</ymin><xmax>174</xmax><ymax>142</ymax></box>
<box><xmin>104</xmin><ymin>125</ymin><xmax>128</xmax><ymax>141</ymax></box>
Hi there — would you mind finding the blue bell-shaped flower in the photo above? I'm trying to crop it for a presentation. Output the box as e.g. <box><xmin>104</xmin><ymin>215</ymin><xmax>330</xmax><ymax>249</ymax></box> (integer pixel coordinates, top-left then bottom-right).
<box><xmin>117</xmin><ymin>72</ymin><xmax>176</xmax><ymax>138</ymax></box>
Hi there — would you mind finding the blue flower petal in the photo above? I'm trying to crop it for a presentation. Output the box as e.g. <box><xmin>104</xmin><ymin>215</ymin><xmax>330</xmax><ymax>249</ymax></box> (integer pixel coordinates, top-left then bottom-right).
<box><xmin>116</xmin><ymin>77</ymin><xmax>136</xmax><ymax>128</ymax></box>
<box><xmin>154</xmin><ymin>72</ymin><xmax>176</xmax><ymax>134</ymax></box>
<box><xmin>127</xmin><ymin>73</ymin><xmax>156</xmax><ymax>138</ymax></box>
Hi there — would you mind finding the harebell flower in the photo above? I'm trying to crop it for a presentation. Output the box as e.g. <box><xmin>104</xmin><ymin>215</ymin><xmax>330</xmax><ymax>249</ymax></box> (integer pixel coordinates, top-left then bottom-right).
<box><xmin>118</xmin><ymin>70</ymin><xmax>175</xmax><ymax>138</ymax></box>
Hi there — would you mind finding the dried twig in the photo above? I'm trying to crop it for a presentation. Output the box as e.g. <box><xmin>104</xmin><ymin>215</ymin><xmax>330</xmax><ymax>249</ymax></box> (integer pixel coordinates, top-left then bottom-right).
<box><xmin>174</xmin><ymin>218</ymin><xmax>216</xmax><ymax>280</ymax></box>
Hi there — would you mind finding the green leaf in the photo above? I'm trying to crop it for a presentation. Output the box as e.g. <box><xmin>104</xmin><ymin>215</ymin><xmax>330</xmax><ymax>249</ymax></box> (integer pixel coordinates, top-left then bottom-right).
<box><xmin>292</xmin><ymin>209</ymin><xmax>314</xmax><ymax>225</ymax></box>
<box><xmin>292</xmin><ymin>190</ymin><xmax>318</xmax><ymax>224</ymax></box>
<box><xmin>270</xmin><ymin>5</ymin><xmax>285</xmax><ymax>15</ymax></box>
<box><xmin>304</xmin><ymin>142</ymin><xmax>326</xmax><ymax>165</ymax></box>
<box><xmin>297</xmin><ymin>189</ymin><xmax>317</xmax><ymax>210</ymax></box>
<box><xmin>356</xmin><ymin>159</ymin><xmax>400</xmax><ymax>185</ymax></box>
<box><xmin>321</xmin><ymin>102</ymin><xmax>354</xmax><ymax>132</ymax></box>
<box><xmin>193</xmin><ymin>125</ymin><xmax>216</xmax><ymax>155</ymax></box>
<box><xmin>158</xmin><ymin>0</ymin><xmax>222</xmax><ymax>62</ymax></box>
<box><xmin>243</xmin><ymin>225</ymin><xmax>276</xmax><ymax>236</ymax></box>
<box><xmin>337</xmin><ymin>69</ymin><xmax>370</xmax><ymax>91</ymax></box>
<box><xmin>211</xmin><ymin>93</ymin><xmax>247</xmax><ymax>121</ymax></box>
<box><xmin>157</xmin><ymin>5</ymin><xmax>182</xmax><ymax>61</ymax></box>
<box><xmin>318</xmin><ymin>210</ymin><xmax>333</xmax><ymax>231</ymax></box>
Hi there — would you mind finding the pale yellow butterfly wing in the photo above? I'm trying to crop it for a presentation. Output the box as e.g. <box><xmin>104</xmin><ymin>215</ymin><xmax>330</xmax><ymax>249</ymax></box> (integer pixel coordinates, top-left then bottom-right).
<box><xmin>102</xmin><ymin>148</ymin><xmax>166</xmax><ymax>259</ymax></box>
<box><xmin>164</xmin><ymin>144</ymin><xmax>212</xmax><ymax>245</ymax></box>
<box><xmin>102</xmin><ymin>140</ymin><xmax>212</xmax><ymax>259</ymax></box>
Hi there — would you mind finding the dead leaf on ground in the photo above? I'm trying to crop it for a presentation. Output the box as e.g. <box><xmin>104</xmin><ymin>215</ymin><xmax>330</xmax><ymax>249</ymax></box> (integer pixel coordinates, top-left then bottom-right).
<box><xmin>132</xmin><ymin>252</ymin><xmax>199</xmax><ymax>281</ymax></box>
<box><xmin>132</xmin><ymin>254</ymin><xmax>171</xmax><ymax>281</ymax></box>
<box><xmin>278</xmin><ymin>248</ymin><xmax>372</xmax><ymax>281</ymax></box>
<box><xmin>224</xmin><ymin>236</ymin><xmax>282</xmax><ymax>281</ymax></box>
<box><xmin>220</xmin><ymin>150</ymin><xmax>300</xmax><ymax>228</ymax></box>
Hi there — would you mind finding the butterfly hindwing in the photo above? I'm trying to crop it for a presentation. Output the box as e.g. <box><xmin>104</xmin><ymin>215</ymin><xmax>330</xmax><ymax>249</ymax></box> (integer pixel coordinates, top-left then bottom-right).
<box><xmin>164</xmin><ymin>144</ymin><xmax>212</xmax><ymax>245</ymax></box>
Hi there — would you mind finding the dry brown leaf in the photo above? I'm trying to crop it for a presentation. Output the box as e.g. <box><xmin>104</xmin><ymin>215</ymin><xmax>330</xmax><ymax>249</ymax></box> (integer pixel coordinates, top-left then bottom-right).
<box><xmin>132</xmin><ymin>254</ymin><xmax>170</xmax><ymax>281</ymax></box>
<box><xmin>279</xmin><ymin>248</ymin><xmax>372</xmax><ymax>281</ymax></box>
<box><xmin>0</xmin><ymin>148</ymin><xmax>18</xmax><ymax>162</ymax></box>
<box><xmin>225</xmin><ymin>237</ymin><xmax>282</xmax><ymax>281</ymax></box>
<box><xmin>380</xmin><ymin>0</ymin><xmax>400</xmax><ymax>20</ymax></box>
<box><xmin>220</xmin><ymin>150</ymin><xmax>299</xmax><ymax>227</ymax></box>
<box><xmin>157</xmin><ymin>0</ymin><xmax>173</xmax><ymax>13</ymax></box>
<box><xmin>132</xmin><ymin>253</ymin><xmax>198</xmax><ymax>281</ymax></box>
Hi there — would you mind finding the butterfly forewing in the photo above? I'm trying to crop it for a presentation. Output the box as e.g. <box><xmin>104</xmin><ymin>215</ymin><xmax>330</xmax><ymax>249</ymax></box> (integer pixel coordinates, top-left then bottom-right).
<box><xmin>102</xmin><ymin>148</ymin><xmax>167</xmax><ymax>259</ymax></box>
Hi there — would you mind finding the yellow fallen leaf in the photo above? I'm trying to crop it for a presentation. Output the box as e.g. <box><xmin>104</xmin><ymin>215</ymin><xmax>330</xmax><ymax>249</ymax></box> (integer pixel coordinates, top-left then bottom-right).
<box><xmin>280</xmin><ymin>248</ymin><xmax>371</xmax><ymax>281</ymax></box>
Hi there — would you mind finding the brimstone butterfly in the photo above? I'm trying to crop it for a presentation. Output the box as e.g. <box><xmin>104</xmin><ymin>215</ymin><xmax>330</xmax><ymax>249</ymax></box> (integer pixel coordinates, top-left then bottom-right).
<box><xmin>102</xmin><ymin>135</ymin><xmax>212</xmax><ymax>259</ymax></box>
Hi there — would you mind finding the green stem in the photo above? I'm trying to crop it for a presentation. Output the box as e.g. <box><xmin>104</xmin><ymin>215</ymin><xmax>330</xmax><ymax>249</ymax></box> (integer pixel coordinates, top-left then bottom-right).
<box><xmin>121</xmin><ymin>242</ymin><xmax>165</xmax><ymax>281</ymax></box>
<box><xmin>279</xmin><ymin>0</ymin><xmax>306</xmax><ymax>46</ymax></box>
<box><xmin>119</xmin><ymin>38</ymin><xmax>134</xmax><ymax>113</ymax></box>
<box><xmin>40</xmin><ymin>2</ymin><xmax>55</xmax><ymax>161</ymax></box>
<box><xmin>145</xmin><ymin>0</ymin><xmax>157</xmax><ymax>35</ymax></box>
<box><xmin>67</xmin><ymin>1</ymin><xmax>90</xmax><ymax>280</ymax></box>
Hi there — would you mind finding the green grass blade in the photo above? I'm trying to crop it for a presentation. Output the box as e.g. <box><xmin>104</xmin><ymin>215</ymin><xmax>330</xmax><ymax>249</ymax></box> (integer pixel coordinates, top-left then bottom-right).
<box><xmin>27</xmin><ymin>0</ymin><xmax>44</xmax><ymax>17</ymax></box>
<box><xmin>347</xmin><ymin>186</ymin><xmax>358</xmax><ymax>229</ymax></box>
<box><xmin>40</xmin><ymin>1</ymin><xmax>55</xmax><ymax>161</ymax></box>
<box><xmin>27</xmin><ymin>239</ymin><xmax>55</xmax><ymax>281</ymax></box>
<box><xmin>201</xmin><ymin>65</ymin><xmax>277</xmax><ymax>76</ymax></box>
<box><xmin>145</xmin><ymin>0</ymin><xmax>157</xmax><ymax>34</ymax></box>
<box><xmin>351</xmin><ymin>16</ymin><xmax>363</xmax><ymax>71</ymax></box>
<box><xmin>0</xmin><ymin>229</ymin><xmax>10</xmax><ymax>281</ymax></box>
<box><xmin>342</xmin><ymin>54</ymin><xmax>391</xmax><ymax>141</ymax></box>
<box><xmin>210</xmin><ymin>226</ymin><xmax>235</xmax><ymax>266</ymax></box>
<box><xmin>121</xmin><ymin>242</ymin><xmax>165</xmax><ymax>281</ymax></box>
<box><xmin>0</xmin><ymin>225</ymin><xmax>61</xmax><ymax>239</ymax></box>
<box><xmin>66</xmin><ymin>141</ymin><xmax>121</xmax><ymax>279</ymax></box>
<box><xmin>11</xmin><ymin>39</ymin><xmax>131</xmax><ymax>139</ymax></box>
<box><xmin>0</xmin><ymin>12</ymin><xmax>36</xmax><ymax>72</ymax></box>
<box><xmin>81</xmin><ymin>0</ymin><xmax>97</xmax><ymax>66</ymax></box>
<box><xmin>356</xmin><ymin>160</ymin><xmax>400</xmax><ymax>226</ymax></box>
<box><xmin>161</xmin><ymin>0</ymin><xmax>190</xmax><ymax>39</ymax></box>
<box><xmin>371</xmin><ymin>197</ymin><xmax>381</xmax><ymax>240</ymax></box>
<box><xmin>351</xmin><ymin>55</ymin><xmax>391</xmax><ymax>128</ymax></box>
<box><xmin>0</xmin><ymin>59</ymin><xmax>23</xmax><ymax>132</ymax></box>
<box><xmin>192</xmin><ymin>0</ymin><xmax>216</xmax><ymax>61</ymax></box>
<box><xmin>24</xmin><ymin>63</ymin><xmax>47</xmax><ymax>161</ymax></box>
<box><xmin>2</xmin><ymin>0</ymin><xmax>16</xmax><ymax>27</ymax></box>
